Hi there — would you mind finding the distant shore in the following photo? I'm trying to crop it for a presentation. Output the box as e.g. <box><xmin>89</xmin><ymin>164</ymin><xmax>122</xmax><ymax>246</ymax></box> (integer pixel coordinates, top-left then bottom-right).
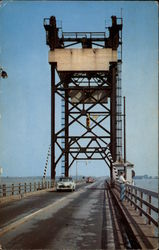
<box><xmin>134</xmin><ymin>175</ymin><xmax>158</xmax><ymax>180</ymax></box>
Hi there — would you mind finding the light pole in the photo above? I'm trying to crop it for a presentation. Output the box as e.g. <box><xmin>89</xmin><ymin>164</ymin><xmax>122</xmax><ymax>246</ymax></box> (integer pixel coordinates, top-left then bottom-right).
<box><xmin>0</xmin><ymin>67</ymin><xmax>7</xmax><ymax>185</ymax></box>
<box><xmin>76</xmin><ymin>161</ymin><xmax>78</xmax><ymax>183</ymax></box>
<box><xmin>123</xmin><ymin>96</ymin><xmax>127</xmax><ymax>178</ymax></box>
<box><xmin>0</xmin><ymin>67</ymin><xmax>8</xmax><ymax>121</ymax></box>
<box><xmin>123</xmin><ymin>96</ymin><xmax>126</xmax><ymax>164</ymax></box>
<box><xmin>0</xmin><ymin>167</ymin><xmax>3</xmax><ymax>185</ymax></box>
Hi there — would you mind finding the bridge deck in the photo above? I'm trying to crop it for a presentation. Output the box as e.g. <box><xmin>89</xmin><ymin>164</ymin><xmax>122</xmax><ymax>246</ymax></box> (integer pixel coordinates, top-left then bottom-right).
<box><xmin>0</xmin><ymin>180</ymin><xmax>158</xmax><ymax>249</ymax></box>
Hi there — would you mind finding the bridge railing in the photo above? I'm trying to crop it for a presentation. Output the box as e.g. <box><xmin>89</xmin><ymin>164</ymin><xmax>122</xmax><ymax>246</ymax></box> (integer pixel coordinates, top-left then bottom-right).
<box><xmin>114</xmin><ymin>182</ymin><xmax>158</xmax><ymax>228</ymax></box>
<box><xmin>0</xmin><ymin>180</ymin><xmax>55</xmax><ymax>198</ymax></box>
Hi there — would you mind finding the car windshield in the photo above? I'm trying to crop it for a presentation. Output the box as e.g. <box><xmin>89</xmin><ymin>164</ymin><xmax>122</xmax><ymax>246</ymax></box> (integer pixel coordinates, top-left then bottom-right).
<box><xmin>59</xmin><ymin>178</ymin><xmax>73</xmax><ymax>182</ymax></box>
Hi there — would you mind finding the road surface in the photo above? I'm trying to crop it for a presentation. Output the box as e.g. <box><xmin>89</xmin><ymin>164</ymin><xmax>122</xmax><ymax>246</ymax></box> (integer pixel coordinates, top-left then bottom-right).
<box><xmin>0</xmin><ymin>178</ymin><xmax>114</xmax><ymax>249</ymax></box>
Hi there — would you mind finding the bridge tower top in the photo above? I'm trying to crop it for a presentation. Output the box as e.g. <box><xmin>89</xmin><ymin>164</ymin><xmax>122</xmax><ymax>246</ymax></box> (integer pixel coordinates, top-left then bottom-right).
<box><xmin>44</xmin><ymin>15</ymin><xmax>122</xmax><ymax>51</ymax></box>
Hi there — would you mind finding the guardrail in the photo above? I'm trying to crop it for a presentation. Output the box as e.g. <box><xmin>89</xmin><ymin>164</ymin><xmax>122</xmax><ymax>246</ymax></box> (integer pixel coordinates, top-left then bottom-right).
<box><xmin>0</xmin><ymin>180</ymin><xmax>55</xmax><ymax>198</ymax></box>
<box><xmin>115</xmin><ymin>182</ymin><xmax>158</xmax><ymax>228</ymax></box>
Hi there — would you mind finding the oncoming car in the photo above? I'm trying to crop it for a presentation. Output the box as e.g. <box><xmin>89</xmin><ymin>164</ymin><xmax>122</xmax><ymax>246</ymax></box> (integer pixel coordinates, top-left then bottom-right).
<box><xmin>86</xmin><ymin>177</ymin><xmax>94</xmax><ymax>183</ymax></box>
<box><xmin>56</xmin><ymin>177</ymin><xmax>76</xmax><ymax>192</ymax></box>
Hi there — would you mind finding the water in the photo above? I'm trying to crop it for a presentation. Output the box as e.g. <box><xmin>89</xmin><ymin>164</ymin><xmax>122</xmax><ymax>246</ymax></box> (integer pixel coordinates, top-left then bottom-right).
<box><xmin>134</xmin><ymin>178</ymin><xmax>158</xmax><ymax>192</ymax></box>
<box><xmin>0</xmin><ymin>176</ymin><xmax>51</xmax><ymax>186</ymax></box>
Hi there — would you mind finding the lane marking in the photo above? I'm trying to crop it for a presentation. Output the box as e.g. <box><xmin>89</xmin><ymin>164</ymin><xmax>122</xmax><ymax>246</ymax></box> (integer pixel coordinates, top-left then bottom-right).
<box><xmin>0</xmin><ymin>188</ymin><xmax>85</xmax><ymax>237</ymax></box>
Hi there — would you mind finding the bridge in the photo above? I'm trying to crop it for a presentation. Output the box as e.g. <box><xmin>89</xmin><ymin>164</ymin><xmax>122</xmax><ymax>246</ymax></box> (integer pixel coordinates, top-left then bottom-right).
<box><xmin>43</xmin><ymin>15</ymin><xmax>133</xmax><ymax>183</ymax></box>
<box><xmin>0</xmin><ymin>15</ymin><xmax>158</xmax><ymax>250</ymax></box>
<box><xmin>0</xmin><ymin>178</ymin><xmax>158</xmax><ymax>249</ymax></box>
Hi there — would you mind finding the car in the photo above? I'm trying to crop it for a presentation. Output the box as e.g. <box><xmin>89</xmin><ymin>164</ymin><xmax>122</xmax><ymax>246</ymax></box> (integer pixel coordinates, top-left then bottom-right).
<box><xmin>86</xmin><ymin>177</ymin><xmax>94</xmax><ymax>183</ymax></box>
<box><xmin>56</xmin><ymin>177</ymin><xmax>76</xmax><ymax>192</ymax></box>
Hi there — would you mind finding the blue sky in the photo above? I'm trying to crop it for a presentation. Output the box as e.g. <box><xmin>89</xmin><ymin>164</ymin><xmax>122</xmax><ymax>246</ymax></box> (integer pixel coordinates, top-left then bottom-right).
<box><xmin>0</xmin><ymin>1</ymin><xmax>158</xmax><ymax>177</ymax></box>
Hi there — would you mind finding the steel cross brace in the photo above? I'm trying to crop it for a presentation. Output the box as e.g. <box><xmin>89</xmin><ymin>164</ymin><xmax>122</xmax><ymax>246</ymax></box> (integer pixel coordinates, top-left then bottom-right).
<box><xmin>51</xmin><ymin>69</ymin><xmax>116</xmax><ymax>176</ymax></box>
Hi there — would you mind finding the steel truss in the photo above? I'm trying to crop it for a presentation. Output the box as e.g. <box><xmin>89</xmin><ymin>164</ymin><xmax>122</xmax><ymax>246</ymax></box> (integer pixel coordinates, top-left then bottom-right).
<box><xmin>50</xmin><ymin>66</ymin><xmax>117</xmax><ymax>178</ymax></box>
<box><xmin>44</xmin><ymin>15</ymin><xmax>123</xmax><ymax>179</ymax></box>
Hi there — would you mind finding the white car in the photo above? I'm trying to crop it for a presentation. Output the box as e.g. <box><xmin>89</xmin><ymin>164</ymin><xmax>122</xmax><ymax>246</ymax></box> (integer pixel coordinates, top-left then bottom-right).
<box><xmin>56</xmin><ymin>177</ymin><xmax>76</xmax><ymax>192</ymax></box>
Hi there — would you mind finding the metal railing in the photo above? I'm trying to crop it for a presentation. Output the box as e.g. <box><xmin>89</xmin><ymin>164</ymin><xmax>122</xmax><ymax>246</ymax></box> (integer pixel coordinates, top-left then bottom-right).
<box><xmin>62</xmin><ymin>32</ymin><xmax>106</xmax><ymax>39</ymax></box>
<box><xmin>0</xmin><ymin>180</ymin><xmax>55</xmax><ymax>198</ymax></box>
<box><xmin>115</xmin><ymin>182</ymin><xmax>158</xmax><ymax>228</ymax></box>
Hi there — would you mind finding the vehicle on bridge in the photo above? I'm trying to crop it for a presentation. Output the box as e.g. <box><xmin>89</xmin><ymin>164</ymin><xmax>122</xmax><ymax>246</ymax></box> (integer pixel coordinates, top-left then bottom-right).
<box><xmin>86</xmin><ymin>177</ymin><xmax>95</xmax><ymax>183</ymax></box>
<box><xmin>56</xmin><ymin>177</ymin><xmax>76</xmax><ymax>191</ymax></box>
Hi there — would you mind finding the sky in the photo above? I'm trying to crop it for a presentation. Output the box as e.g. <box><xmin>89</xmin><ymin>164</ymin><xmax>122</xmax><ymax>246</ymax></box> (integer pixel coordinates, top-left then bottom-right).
<box><xmin>0</xmin><ymin>1</ymin><xmax>158</xmax><ymax>177</ymax></box>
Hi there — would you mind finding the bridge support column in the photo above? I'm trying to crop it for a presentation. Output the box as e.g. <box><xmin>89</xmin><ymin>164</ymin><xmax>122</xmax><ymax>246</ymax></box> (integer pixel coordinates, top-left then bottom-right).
<box><xmin>110</xmin><ymin>64</ymin><xmax>117</xmax><ymax>162</ymax></box>
<box><xmin>51</xmin><ymin>63</ymin><xmax>56</xmax><ymax>180</ymax></box>
<box><xmin>65</xmin><ymin>82</ymin><xmax>69</xmax><ymax>177</ymax></box>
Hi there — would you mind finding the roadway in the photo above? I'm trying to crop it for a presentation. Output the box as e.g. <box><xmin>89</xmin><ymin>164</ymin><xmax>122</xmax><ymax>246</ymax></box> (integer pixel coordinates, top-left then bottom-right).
<box><xmin>0</xmin><ymin>178</ymin><xmax>115</xmax><ymax>250</ymax></box>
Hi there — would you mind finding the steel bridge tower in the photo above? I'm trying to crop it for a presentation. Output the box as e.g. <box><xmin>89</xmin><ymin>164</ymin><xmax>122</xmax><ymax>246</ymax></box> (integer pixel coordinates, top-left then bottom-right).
<box><xmin>44</xmin><ymin>16</ymin><xmax>123</xmax><ymax>180</ymax></box>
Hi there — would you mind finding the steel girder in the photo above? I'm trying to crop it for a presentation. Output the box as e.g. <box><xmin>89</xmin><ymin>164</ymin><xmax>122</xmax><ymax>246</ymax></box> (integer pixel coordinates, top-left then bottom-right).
<box><xmin>50</xmin><ymin>67</ymin><xmax>117</xmax><ymax>178</ymax></box>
